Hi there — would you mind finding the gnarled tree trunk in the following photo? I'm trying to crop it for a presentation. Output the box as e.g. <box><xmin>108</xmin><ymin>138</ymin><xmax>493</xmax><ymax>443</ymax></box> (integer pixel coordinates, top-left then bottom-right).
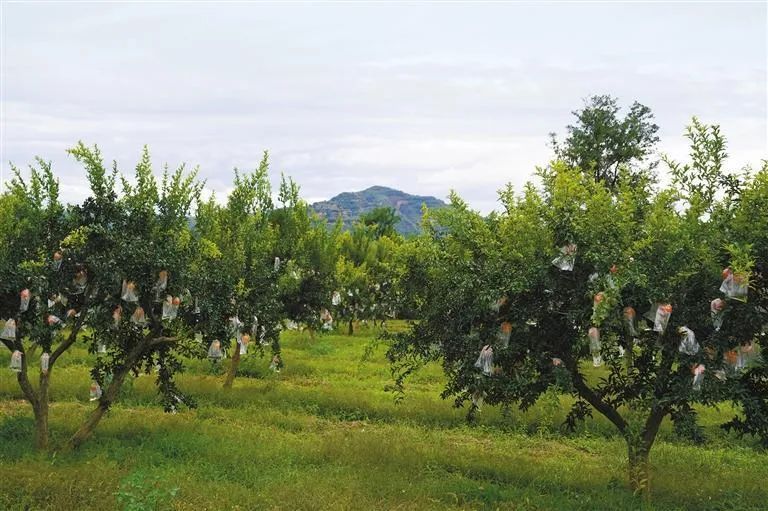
<box><xmin>68</xmin><ymin>362</ymin><xmax>133</xmax><ymax>449</ymax></box>
<box><xmin>68</xmin><ymin>333</ymin><xmax>157</xmax><ymax>449</ymax></box>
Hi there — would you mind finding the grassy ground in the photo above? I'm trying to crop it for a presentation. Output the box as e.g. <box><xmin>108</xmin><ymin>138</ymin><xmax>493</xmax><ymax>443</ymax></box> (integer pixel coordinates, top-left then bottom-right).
<box><xmin>0</xmin><ymin>321</ymin><xmax>765</xmax><ymax>510</ymax></box>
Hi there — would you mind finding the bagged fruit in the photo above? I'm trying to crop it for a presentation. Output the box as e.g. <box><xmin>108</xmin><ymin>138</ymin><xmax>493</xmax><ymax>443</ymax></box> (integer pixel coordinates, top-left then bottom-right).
<box><xmin>710</xmin><ymin>298</ymin><xmax>726</xmax><ymax>331</ymax></box>
<box><xmin>588</xmin><ymin>327</ymin><xmax>602</xmax><ymax>367</ymax></box>
<box><xmin>654</xmin><ymin>304</ymin><xmax>672</xmax><ymax>333</ymax></box>
<box><xmin>89</xmin><ymin>382</ymin><xmax>102</xmax><ymax>401</ymax></box>
<box><xmin>552</xmin><ymin>243</ymin><xmax>577</xmax><ymax>271</ymax></box>
<box><xmin>621</xmin><ymin>308</ymin><xmax>636</xmax><ymax>337</ymax></box>
<box><xmin>677</xmin><ymin>326</ymin><xmax>700</xmax><ymax>355</ymax></box>
<box><xmin>474</xmin><ymin>345</ymin><xmax>494</xmax><ymax>376</ymax></box>
<box><xmin>121</xmin><ymin>280</ymin><xmax>139</xmax><ymax>302</ymax></box>
<box><xmin>497</xmin><ymin>321</ymin><xmax>512</xmax><ymax>348</ymax></box>
<box><xmin>208</xmin><ymin>340</ymin><xmax>223</xmax><ymax>360</ymax></box>
<box><xmin>692</xmin><ymin>364</ymin><xmax>705</xmax><ymax>391</ymax></box>
<box><xmin>10</xmin><ymin>350</ymin><xmax>22</xmax><ymax>372</ymax></box>
<box><xmin>1</xmin><ymin>319</ymin><xmax>17</xmax><ymax>340</ymax></box>
<box><xmin>19</xmin><ymin>289</ymin><xmax>31</xmax><ymax>312</ymax></box>
<box><xmin>130</xmin><ymin>306</ymin><xmax>146</xmax><ymax>326</ymax></box>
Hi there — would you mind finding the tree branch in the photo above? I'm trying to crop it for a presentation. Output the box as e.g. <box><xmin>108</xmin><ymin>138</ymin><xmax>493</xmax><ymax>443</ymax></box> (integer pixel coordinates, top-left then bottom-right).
<box><xmin>17</xmin><ymin>367</ymin><xmax>39</xmax><ymax>409</ymax></box>
<box><xmin>13</xmin><ymin>320</ymin><xmax>39</xmax><ymax>409</ymax></box>
<box><xmin>568</xmin><ymin>360</ymin><xmax>627</xmax><ymax>433</ymax></box>
<box><xmin>1</xmin><ymin>338</ymin><xmax>14</xmax><ymax>352</ymax></box>
<box><xmin>50</xmin><ymin>311</ymin><xmax>88</xmax><ymax>366</ymax></box>
<box><xmin>148</xmin><ymin>336</ymin><xmax>177</xmax><ymax>348</ymax></box>
<box><xmin>51</xmin><ymin>283</ymin><xmax>94</xmax><ymax>366</ymax></box>
<box><xmin>642</xmin><ymin>405</ymin><xmax>667</xmax><ymax>447</ymax></box>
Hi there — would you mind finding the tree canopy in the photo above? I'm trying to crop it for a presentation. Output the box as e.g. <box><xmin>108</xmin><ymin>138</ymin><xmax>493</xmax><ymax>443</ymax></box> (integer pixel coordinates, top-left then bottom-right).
<box><xmin>550</xmin><ymin>94</ymin><xmax>660</xmax><ymax>189</ymax></box>
<box><xmin>387</xmin><ymin>120</ymin><xmax>767</xmax><ymax>496</ymax></box>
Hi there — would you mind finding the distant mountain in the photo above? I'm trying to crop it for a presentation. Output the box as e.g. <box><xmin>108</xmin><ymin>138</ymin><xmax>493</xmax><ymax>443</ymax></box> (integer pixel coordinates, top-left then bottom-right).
<box><xmin>310</xmin><ymin>186</ymin><xmax>446</xmax><ymax>235</ymax></box>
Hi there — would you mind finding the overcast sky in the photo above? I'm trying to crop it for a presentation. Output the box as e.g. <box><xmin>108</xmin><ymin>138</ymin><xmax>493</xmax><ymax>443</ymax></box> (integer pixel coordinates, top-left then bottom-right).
<box><xmin>2</xmin><ymin>1</ymin><xmax>766</xmax><ymax>213</ymax></box>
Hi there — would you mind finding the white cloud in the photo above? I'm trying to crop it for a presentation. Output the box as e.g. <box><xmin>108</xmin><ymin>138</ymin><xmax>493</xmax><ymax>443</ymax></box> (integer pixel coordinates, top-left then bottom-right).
<box><xmin>1</xmin><ymin>2</ymin><xmax>765</xmax><ymax>215</ymax></box>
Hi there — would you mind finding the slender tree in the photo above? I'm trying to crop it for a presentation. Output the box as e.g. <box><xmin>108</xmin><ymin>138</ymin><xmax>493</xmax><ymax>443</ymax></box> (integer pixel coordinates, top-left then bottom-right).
<box><xmin>550</xmin><ymin>94</ymin><xmax>660</xmax><ymax>189</ymax></box>
<box><xmin>66</xmin><ymin>143</ymin><xmax>204</xmax><ymax>448</ymax></box>
<box><xmin>273</xmin><ymin>175</ymin><xmax>339</xmax><ymax>338</ymax></box>
<box><xmin>0</xmin><ymin>159</ymin><xmax>89</xmax><ymax>450</ymax></box>
<box><xmin>192</xmin><ymin>153</ymin><xmax>283</xmax><ymax>389</ymax></box>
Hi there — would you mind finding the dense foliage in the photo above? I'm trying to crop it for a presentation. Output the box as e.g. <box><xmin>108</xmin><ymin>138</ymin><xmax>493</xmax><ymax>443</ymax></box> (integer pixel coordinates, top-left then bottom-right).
<box><xmin>387</xmin><ymin>119</ymin><xmax>768</xmax><ymax>495</ymax></box>
<box><xmin>0</xmin><ymin>143</ymin><xmax>406</xmax><ymax>450</ymax></box>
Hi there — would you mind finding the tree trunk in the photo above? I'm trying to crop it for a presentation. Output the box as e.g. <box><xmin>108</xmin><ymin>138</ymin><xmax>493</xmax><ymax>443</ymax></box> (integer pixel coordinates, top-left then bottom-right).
<box><xmin>69</xmin><ymin>401</ymin><xmax>109</xmax><ymax>450</ymax></box>
<box><xmin>33</xmin><ymin>404</ymin><xmax>49</xmax><ymax>450</ymax></box>
<box><xmin>69</xmin><ymin>360</ymin><xmax>134</xmax><ymax>449</ymax></box>
<box><xmin>223</xmin><ymin>345</ymin><xmax>241</xmax><ymax>389</ymax></box>
<box><xmin>14</xmin><ymin>346</ymin><xmax>45</xmax><ymax>451</ymax></box>
<box><xmin>348</xmin><ymin>319</ymin><xmax>354</xmax><ymax>336</ymax></box>
<box><xmin>33</xmin><ymin>374</ymin><xmax>50</xmax><ymax>450</ymax></box>
<box><xmin>68</xmin><ymin>327</ymin><xmax>170</xmax><ymax>450</ymax></box>
<box><xmin>627</xmin><ymin>439</ymin><xmax>652</xmax><ymax>500</ymax></box>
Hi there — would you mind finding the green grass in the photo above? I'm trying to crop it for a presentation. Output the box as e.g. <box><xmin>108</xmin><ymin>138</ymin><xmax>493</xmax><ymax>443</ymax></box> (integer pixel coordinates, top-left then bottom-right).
<box><xmin>1</xmin><ymin>322</ymin><xmax>766</xmax><ymax>510</ymax></box>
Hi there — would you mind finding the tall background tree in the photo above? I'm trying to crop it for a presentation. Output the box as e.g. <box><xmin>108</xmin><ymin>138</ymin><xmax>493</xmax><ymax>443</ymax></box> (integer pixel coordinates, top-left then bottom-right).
<box><xmin>550</xmin><ymin>94</ymin><xmax>660</xmax><ymax>188</ymax></box>
<box><xmin>334</xmin><ymin>214</ymin><xmax>403</xmax><ymax>333</ymax></box>
<box><xmin>192</xmin><ymin>153</ymin><xmax>283</xmax><ymax>389</ymax></box>
<box><xmin>359</xmin><ymin>206</ymin><xmax>400</xmax><ymax>240</ymax></box>
<box><xmin>273</xmin><ymin>175</ymin><xmax>339</xmax><ymax>337</ymax></box>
